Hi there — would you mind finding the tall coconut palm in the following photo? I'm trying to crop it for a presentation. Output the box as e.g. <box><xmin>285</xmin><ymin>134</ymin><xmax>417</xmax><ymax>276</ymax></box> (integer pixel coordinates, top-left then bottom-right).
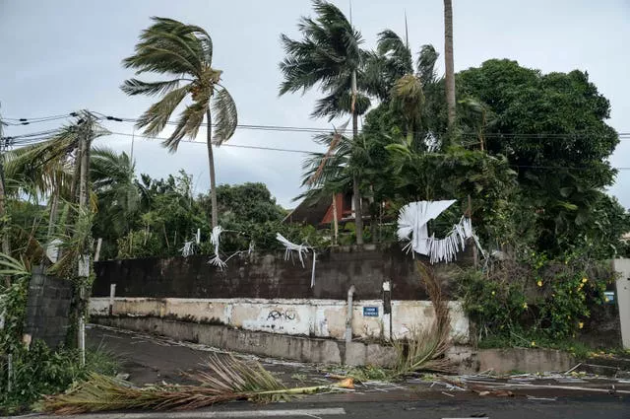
<box><xmin>121</xmin><ymin>17</ymin><xmax>237</xmax><ymax>229</ymax></box>
<box><xmin>279</xmin><ymin>0</ymin><xmax>368</xmax><ymax>244</ymax></box>
<box><xmin>444</xmin><ymin>0</ymin><xmax>456</xmax><ymax>128</ymax></box>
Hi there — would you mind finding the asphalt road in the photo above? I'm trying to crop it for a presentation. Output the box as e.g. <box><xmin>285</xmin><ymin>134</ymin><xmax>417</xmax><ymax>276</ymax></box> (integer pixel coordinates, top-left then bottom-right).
<box><xmin>30</xmin><ymin>398</ymin><xmax>629</xmax><ymax>419</ymax></box>
<box><xmin>82</xmin><ymin>325</ymin><xmax>629</xmax><ymax>419</ymax></box>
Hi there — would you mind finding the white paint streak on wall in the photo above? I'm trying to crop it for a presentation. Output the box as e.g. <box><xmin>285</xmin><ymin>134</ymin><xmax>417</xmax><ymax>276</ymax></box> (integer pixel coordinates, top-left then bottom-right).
<box><xmin>89</xmin><ymin>297</ymin><xmax>469</xmax><ymax>342</ymax></box>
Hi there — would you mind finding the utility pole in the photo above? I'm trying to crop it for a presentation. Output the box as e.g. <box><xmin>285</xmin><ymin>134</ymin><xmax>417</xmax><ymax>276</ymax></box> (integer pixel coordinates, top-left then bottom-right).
<box><xmin>0</xmin><ymin>104</ymin><xmax>11</xmax><ymax>276</ymax></box>
<box><xmin>76</xmin><ymin>110</ymin><xmax>94</xmax><ymax>366</ymax></box>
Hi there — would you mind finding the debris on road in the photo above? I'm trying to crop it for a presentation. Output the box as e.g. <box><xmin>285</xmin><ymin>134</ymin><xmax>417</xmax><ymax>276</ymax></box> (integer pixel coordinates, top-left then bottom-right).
<box><xmin>39</xmin><ymin>354</ymin><xmax>355</xmax><ymax>415</ymax></box>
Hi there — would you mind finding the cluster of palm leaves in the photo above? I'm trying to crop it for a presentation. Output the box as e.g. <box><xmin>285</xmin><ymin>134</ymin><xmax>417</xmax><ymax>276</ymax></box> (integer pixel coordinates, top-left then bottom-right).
<box><xmin>278</xmin><ymin>1</ymin><xmax>448</xmax><ymax>239</ymax></box>
<box><xmin>1</xmin><ymin>114</ymin><xmax>111</xmax><ymax>274</ymax></box>
<box><xmin>39</xmin><ymin>354</ymin><xmax>354</xmax><ymax>415</ymax></box>
<box><xmin>121</xmin><ymin>17</ymin><xmax>237</xmax><ymax>230</ymax></box>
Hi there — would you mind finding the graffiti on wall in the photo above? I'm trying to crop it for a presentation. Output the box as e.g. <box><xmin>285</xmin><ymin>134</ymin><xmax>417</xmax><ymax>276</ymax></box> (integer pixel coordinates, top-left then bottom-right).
<box><xmin>267</xmin><ymin>308</ymin><xmax>297</xmax><ymax>321</ymax></box>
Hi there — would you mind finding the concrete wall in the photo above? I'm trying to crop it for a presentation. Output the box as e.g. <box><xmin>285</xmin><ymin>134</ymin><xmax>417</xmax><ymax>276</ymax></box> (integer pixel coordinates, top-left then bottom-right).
<box><xmin>92</xmin><ymin>245</ymin><xmax>465</xmax><ymax>301</ymax></box>
<box><xmin>92</xmin><ymin>317</ymin><xmax>573</xmax><ymax>373</ymax></box>
<box><xmin>90</xmin><ymin>297</ymin><xmax>470</xmax><ymax>342</ymax></box>
<box><xmin>24</xmin><ymin>268</ymin><xmax>73</xmax><ymax>348</ymax></box>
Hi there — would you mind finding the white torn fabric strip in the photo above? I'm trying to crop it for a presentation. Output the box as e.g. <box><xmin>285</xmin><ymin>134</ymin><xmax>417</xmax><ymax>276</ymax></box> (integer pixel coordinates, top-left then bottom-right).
<box><xmin>208</xmin><ymin>226</ymin><xmax>227</xmax><ymax>269</ymax></box>
<box><xmin>276</xmin><ymin>233</ymin><xmax>317</xmax><ymax>288</ymax></box>
<box><xmin>180</xmin><ymin>240</ymin><xmax>195</xmax><ymax>257</ymax></box>
<box><xmin>397</xmin><ymin>201</ymin><xmax>485</xmax><ymax>264</ymax></box>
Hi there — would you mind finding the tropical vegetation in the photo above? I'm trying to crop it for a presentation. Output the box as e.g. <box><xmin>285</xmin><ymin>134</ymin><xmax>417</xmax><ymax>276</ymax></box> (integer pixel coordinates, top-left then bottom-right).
<box><xmin>0</xmin><ymin>0</ymin><xmax>629</xmax><ymax>412</ymax></box>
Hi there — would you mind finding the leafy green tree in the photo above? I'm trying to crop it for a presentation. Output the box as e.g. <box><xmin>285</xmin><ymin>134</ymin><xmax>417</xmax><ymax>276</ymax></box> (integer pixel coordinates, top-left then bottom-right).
<box><xmin>121</xmin><ymin>17</ymin><xmax>238</xmax><ymax>230</ymax></box>
<box><xmin>279</xmin><ymin>0</ymin><xmax>368</xmax><ymax>244</ymax></box>
<box><xmin>457</xmin><ymin>59</ymin><xmax>625</xmax><ymax>255</ymax></box>
<box><xmin>198</xmin><ymin>183</ymin><xmax>284</xmax><ymax>224</ymax></box>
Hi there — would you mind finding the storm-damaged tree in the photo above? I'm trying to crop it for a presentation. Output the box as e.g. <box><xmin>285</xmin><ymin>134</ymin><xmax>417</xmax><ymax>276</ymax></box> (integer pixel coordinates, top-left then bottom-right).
<box><xmin>279</xmin><ymin>0</ymin><xmax>370</xmax><ymax>245</ymax></box>
<box><xmin>121</xmin><ymin>17</ymin><xmax>238</xmax><ymax>229</ymax></box>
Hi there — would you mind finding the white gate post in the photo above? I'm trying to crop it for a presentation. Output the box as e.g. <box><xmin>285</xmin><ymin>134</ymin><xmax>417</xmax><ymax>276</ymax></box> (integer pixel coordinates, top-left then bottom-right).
<box><xmin>612</xmin><ymin>259</ymin><xmax>630</xmax><ymax>349</ymax></box>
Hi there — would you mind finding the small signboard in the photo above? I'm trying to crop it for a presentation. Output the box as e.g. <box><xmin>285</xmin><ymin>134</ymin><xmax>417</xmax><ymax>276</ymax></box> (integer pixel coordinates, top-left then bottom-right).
<box><xmin>363</xmin><ymin>306</ymin><xmax>379</xmax><ymax>317</ymax></box>
<box><xmin>604</xmin><ymin>291</ymin><xmax>615</xmax><ymax>305</ymax></box>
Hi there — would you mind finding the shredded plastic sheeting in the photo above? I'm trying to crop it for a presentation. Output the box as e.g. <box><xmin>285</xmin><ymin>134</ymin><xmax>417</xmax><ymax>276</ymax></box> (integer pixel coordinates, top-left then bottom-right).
<box><xmin>276</xmin><ymin>233</ymin><xmax>317</xmax><ymax>287</ymax></box>
<box><xmin>398</xmin><ymin>200</ymin><xmax>484</xmax><ymax>263</ymax></box>
<box><xmin>208</xmin><ymin>226</ymin><xmax>227</xmax><ymax>269</ymax></box>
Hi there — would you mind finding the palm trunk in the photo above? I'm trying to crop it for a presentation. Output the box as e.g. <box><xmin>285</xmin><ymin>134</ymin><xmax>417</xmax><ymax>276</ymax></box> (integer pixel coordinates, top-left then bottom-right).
<box><xmin>351</xmin><ymin>70</ymin><xmax>364</xmax><ymax>245</ymax></box>
<box><xmin>444</xmin><ymin>0</ymin><xmax>456</xmax><ymax>128</ymax></box>
<box><xmin>206</xmin><ymin>108</ymin><xmax>219</xmax><ymax>229</ymax></box>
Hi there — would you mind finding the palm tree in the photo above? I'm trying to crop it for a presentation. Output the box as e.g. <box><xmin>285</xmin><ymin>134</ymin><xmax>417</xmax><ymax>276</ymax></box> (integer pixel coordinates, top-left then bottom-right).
<box><xmin>90</xmin><ymin>148</ymin><xmax>140</xmax><ymax>243</ymax></box>
<box><xmin>279</xmin><ymin>0</ymin><xmax>368</xmax><ymax>244</ymax></box>
<box><xmin>444</xmin><ymin>0</ymin><xmax>456</xmax><ymax>128</ymax></box>
<box><xmin>121</xmin><ymin>17</ymin><xmax>237</xmax><ymax>229</ymax></box>
<box><xmin>365</xmin><ymin>30</ymin><xmax>441</xmax><ymax>144</ymax></box>
<box><xmin>3</xmin><ymin>117</ymin><xmax>109</xmax><ymax>241</ymax></box>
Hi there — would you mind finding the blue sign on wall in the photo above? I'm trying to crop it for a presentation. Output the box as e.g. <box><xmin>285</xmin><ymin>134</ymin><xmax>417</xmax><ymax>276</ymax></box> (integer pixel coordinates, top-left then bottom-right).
<box><xmin>363</xmin><ymin>306</ymin><xmax>379</xmax><ymax>317</ymax></box>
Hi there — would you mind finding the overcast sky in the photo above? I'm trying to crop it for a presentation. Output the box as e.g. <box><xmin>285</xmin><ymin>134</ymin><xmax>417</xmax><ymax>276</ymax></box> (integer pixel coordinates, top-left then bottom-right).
<box><xmin>1</xmin><ymin>0</ymin><xmax>629</xmax><ymax>208</ymax></box>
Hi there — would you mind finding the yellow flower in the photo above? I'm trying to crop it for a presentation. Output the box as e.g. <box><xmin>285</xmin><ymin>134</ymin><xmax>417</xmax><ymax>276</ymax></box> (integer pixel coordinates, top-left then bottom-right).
<box><xmin>582</xmin><ymin>278</ymin><xmax>588</xmax><ymax>283</ymax></box>
<box><xmin>531</xmin><ymin>341</ymin><xmax>536</xmax><ymax>347</ymax></box>
<box><xmin>537</xmin><ymin>280</ymin><xmax>543</xmax><ymax>287</ymax></box>
<box><xmin>578</xmin><ymin>322</ymin><xmax>584</xmax><ymax>329</ymax></box>
<box><xmin>491</xmin><ymin>291</ymin><xmax>496</xmax><ymax>296</ymax></box>
<box><xmin>604</xmin><ymin>297</ymin><xmax>609</xmax><ymax>302</ymax></box>
<box><xmin>522</xmin><ymin>302</ymin><xmax>528</xmax><ymax>309</ymax></box>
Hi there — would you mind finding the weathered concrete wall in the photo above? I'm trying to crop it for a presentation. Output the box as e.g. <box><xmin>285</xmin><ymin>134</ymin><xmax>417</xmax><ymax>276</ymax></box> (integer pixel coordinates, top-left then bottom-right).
<box><xmin>93</xmin><ymin>245</ymin><xmax>464</xmax><ymax>301</ymax></box>
<box><xmin>89</xmin><ymin>297</ymin><xmax>470</xmax><ymax>342</ymax></box>
<box><xmin>24</xmin><ymin>269</ymin><xmax>73</xmax><ymax>348</ymax></box>
<box><xmin>91</xmin><ymin>318</ymin><xmax>573</xmax><ymax>373</ymax></box>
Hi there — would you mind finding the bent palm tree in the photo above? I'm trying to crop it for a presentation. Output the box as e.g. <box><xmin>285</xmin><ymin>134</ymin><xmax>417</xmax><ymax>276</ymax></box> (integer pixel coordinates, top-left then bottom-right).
<box><xmin>121</xmin><ymin>17</ymin><xmax>237</xmax><ymax>229</ymax></box>
<box><xmin>280</xmin><ymin>0</ymin><xmax>368</xmax><ymax>244</ymax></box>
<box><xmin>90</xmin><ymin>148</ymin><xmax>140</xmax><ymax>242</ymax></box>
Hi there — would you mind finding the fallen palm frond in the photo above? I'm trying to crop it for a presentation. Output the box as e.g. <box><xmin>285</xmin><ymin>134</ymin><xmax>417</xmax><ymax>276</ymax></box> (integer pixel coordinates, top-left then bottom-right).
<box><xmin>393</xmin><ymin>261</ymin><xmax>454</xmax><ymax>376</ymax></box>
<box><xmin>39</xmin><ymin>354</ymin><xmax>354</xmax><ymax>415</ymax></box>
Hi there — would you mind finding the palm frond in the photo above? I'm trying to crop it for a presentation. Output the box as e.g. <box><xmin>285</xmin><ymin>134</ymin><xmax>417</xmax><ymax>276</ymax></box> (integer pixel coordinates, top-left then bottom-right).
<box><xmin>212</xmin><ymin>87</ymin><xmax>238</xmax><ymax>145</ymax></box>
<box><xmin>279</xmin><ymin>0</ymin><xmax>364</xmax><ymax>108</ymax></box>
<box><xmin>40</xmin><ymin>354</ymin><xmax>354</xmax><ymax>414</ymax></box>
<box><xmin>377</xmin><ymin>29</ymin><xmax>413</xmax><ymax>74</ymax></box>
<box><xmin>164</xmin><ymin>101</ymin><xmax>208</xmax><ymax>152</ymax></box>
<box><xmin>393</xmin><ymin>261</ymin><xmax>453</xmax><ymax>376</ymax></box>
<box><xmin>121</xmin><ymin>78</ymin><xmax>186</xmax><ymax>97</ymax></box>
<box><xmin>417</xmin><ymin>44</ymin><xmax>439</xmax><ymax>84</ymax></box>
<box><xmin>135</xmin><ymin>86</ymin><xmax>189</xmax><ymax>136</ymax></box>
<box><xmin>391</xmin><ymin>74</ymin><xmax>425</xmax><ymax>130</ymax></box>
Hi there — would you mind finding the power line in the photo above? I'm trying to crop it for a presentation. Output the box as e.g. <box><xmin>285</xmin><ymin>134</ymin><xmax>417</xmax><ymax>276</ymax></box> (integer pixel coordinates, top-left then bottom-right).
<box><xmin>8</xmin><ymin>111</ymin><xmax>629</xmax><ymax>140</ymax></box>
<box><xmin>1</xmin><ymin>113</ymin><xmax>77</xmax><ymax>126</ymax></box>
<box><xmin>107</xmin><ymin>130</ymin><xmax>630</xmax><ymax>172</ymax></box>
<box><xmin>97</xmin><ymin>112</ymin><xmax>630</xmax><ymax>140</ymax></box>
<box><xmin>107</xmin><ymin>130</ymin><xmax>316</xmax><ymax>154</ymax></box>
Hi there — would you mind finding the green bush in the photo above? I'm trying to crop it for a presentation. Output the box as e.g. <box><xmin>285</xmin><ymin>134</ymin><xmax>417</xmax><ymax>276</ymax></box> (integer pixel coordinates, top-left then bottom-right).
<box><xmin>0</xmin><ymin>342</ymin><xmax>118</xmax><ymax>414</ymax></box>
<box><xmin>457</xmin><ymin>252</ymin><xmax>612</xmax><ymax>346</ymax></box>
